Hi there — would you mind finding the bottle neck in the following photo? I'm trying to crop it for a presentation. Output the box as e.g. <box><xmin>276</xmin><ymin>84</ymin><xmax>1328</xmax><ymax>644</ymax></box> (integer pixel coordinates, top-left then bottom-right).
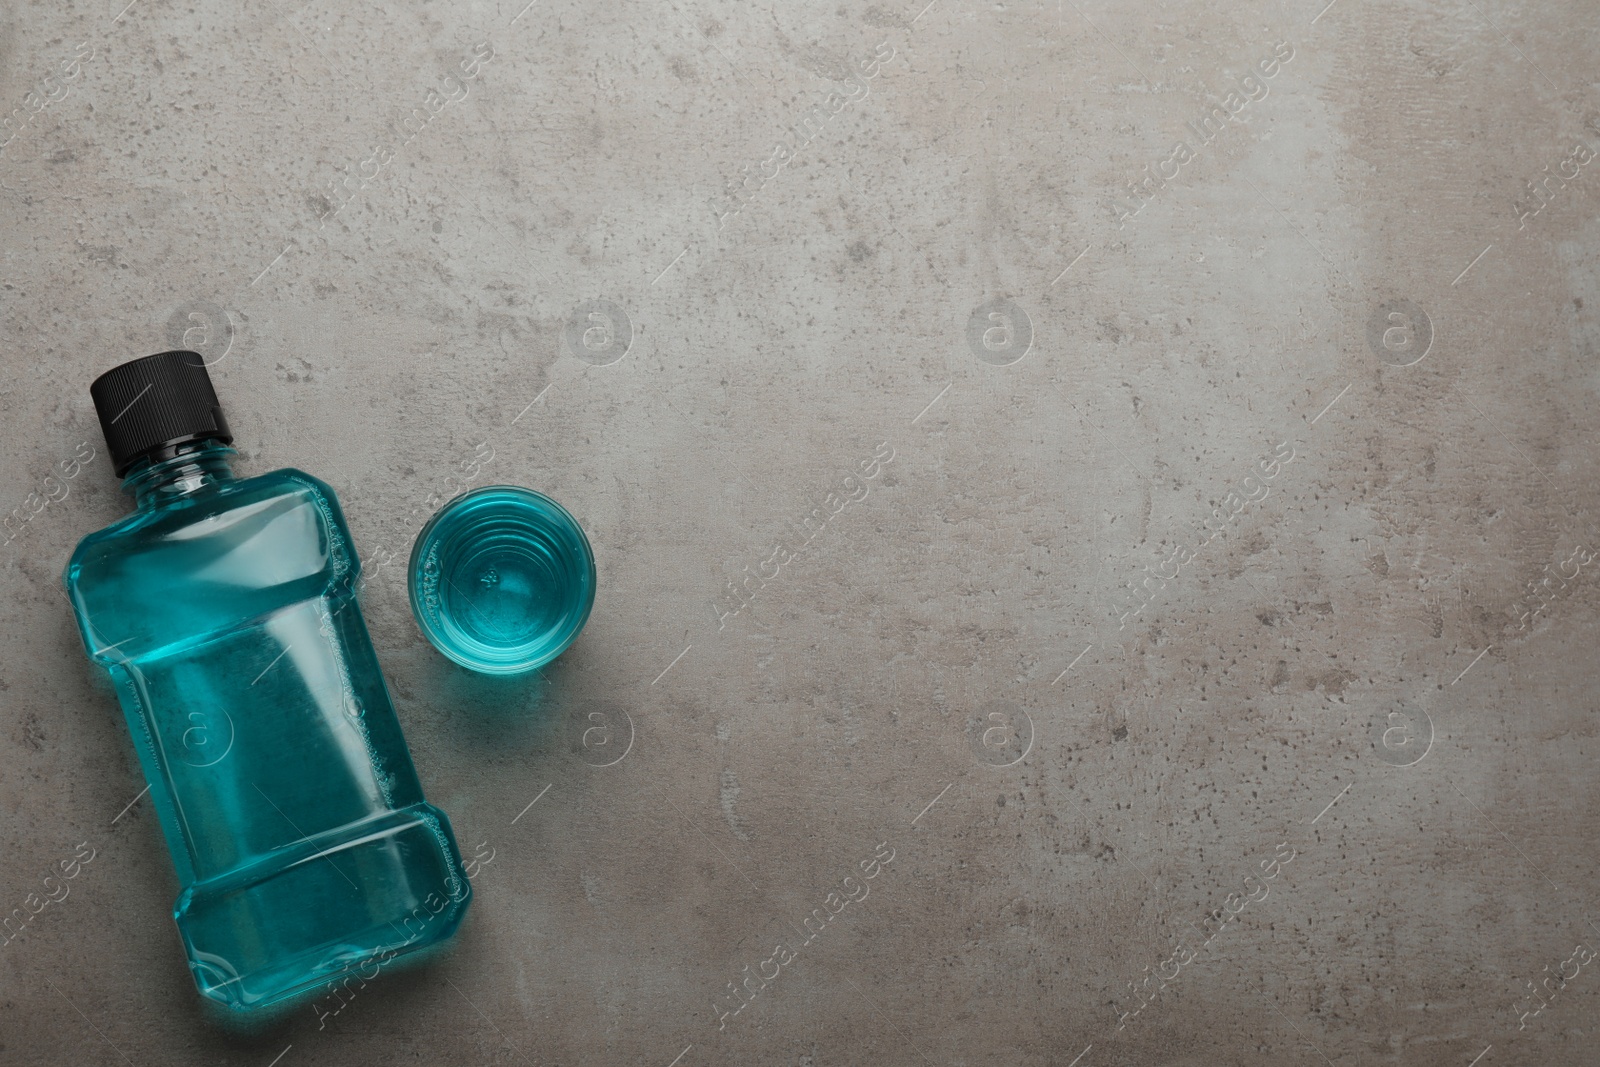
<box><xmin>122</xmin><ymin>440</ymin><xmax>238</xmax><ymax>510</ymax></box>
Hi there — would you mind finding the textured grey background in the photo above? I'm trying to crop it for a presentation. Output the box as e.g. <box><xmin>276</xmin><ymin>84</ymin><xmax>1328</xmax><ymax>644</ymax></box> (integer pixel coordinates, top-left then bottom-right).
<box><xmin>3</xmin><ymin>0</ymin><xmax>1600</xmax><ymax>1064</ymax></box>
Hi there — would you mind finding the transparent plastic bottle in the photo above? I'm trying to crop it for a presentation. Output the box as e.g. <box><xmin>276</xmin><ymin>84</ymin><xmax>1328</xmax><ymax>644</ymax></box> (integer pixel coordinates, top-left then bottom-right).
<box><xmin>63</xmin><ymin>351</ymin><xmax>470</xmax><ymax>1014</ymax></box>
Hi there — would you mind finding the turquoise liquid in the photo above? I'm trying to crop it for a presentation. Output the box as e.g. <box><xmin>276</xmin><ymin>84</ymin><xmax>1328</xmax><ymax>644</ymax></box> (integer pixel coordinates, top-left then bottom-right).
<box><xmin>409</xmin><ymin>485</ymin><xmax>595</xmax><ymax>675</ymax></box>
<box><xmin>63</xmin><ymin>442</ymin><xmax>470</xmax><ymax>1014</ymax></box>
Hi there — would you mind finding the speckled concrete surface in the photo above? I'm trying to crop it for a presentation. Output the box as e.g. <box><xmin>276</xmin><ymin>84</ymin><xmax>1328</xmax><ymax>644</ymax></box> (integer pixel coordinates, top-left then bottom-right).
<box><xmin>4</xmin><ymin>0</ymin><xmax>1600</xmax><ymax>1063</ymax></box>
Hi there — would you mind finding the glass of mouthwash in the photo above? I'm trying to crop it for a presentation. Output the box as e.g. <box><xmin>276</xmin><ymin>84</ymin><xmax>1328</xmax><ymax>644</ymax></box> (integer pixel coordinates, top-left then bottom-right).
<box><xmin>408</xmin><ymin>485</ymin><xmax>596</xmax><ymax>675</ymax></box>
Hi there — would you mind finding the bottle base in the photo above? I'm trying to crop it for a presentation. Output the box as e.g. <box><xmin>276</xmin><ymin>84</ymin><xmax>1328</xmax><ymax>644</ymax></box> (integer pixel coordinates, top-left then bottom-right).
<box><xmin>174</xmin><ymin>804</ymin><xmax>471</xmax><ymax>1013</ymax></box>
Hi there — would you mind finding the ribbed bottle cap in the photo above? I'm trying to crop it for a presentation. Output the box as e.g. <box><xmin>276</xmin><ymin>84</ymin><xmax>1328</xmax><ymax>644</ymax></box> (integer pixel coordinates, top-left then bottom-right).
<box><xmin>90</xmin><ymin>351</ymin><xmax>233</xmax><ymax>477</ymax></box>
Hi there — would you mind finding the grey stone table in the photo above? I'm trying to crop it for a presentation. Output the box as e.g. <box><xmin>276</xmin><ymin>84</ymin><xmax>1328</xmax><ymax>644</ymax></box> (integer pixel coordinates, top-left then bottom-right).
<box><xmin>3</xmin><ymin>0</ymin><xmax>1598</xmax><ymax>1063</ymax></box>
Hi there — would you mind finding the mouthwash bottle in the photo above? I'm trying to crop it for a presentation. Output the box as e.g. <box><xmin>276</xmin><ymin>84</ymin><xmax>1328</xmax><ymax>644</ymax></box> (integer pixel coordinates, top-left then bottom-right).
<box><xmin>63</xmin><ymin>351</ymin><xmax>470</xmax><ymax>1014</ymax></box>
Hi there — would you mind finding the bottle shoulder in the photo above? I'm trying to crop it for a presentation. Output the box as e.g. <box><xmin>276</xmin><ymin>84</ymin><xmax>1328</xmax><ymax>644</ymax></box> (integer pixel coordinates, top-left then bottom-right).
<box><xmin>64</xmin><ymin>467</ymin><xmax>360</xmax><ymax>654</ymax></box>
<box><xmin>269</xmin><ymin>466</ymin><xmax>351</xmax><ymax>530</ymax></box>
<box><xmin>68</xmin><ymin>468</ymin><xmax>343</xmax><ymax>556</ymax></box>
<box><xmin>260</xmin><ymin>466</ymin><xmax>341</xmax><ymax>504</ymax></box>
